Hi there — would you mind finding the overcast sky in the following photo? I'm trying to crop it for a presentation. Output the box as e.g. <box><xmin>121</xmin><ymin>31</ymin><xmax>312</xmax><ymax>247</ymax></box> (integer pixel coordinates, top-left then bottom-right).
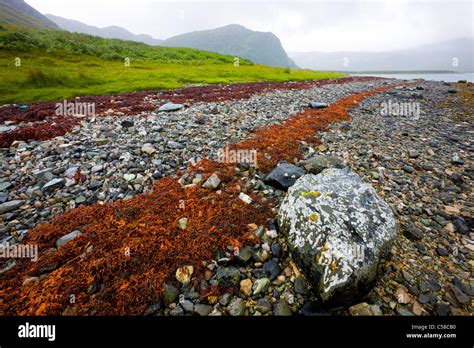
<box><xmin>28</xmin><ymin>0</ymin><xmax>473</xmax><ymax>52</ymax></box>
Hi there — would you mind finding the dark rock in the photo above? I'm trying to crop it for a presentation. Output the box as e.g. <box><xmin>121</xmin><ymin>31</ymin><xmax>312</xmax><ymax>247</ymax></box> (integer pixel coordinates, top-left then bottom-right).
<box><xmin>402</xmin><ymin>165</ymin><xmax>415</xmax><ymax>174</ymax></box>
<box><xmin>144</xmin><ymin>300</ymin><xmax>162</xmax><ymax>315</ymax></box>
<box><xmin>436</xmin><ymin>246</ymin><xmax>448</xmax><ymax>256</ymax></box>
<box><xmin>42</xmin><ymin>178</ymin><xmax>65</xmax><ymax>192</ymax></box>
<box><xmin>264</xmin><ymin>162</ymin><xmax>306</xmax><ymax>190</ymax></box>
<box><xmin>215</xmin><ymin>267</ymin><xmax>240</xmax><ymax>288</ymax></box>
<box><xmin>436</xmin><ymin>303</ymin><xmax>451</xmax><ymax>316</ymax></box>
<box><xmin>162</xmin><ymin>283</ymin><xmax>180</xmax><ymax>305</ymax></box>
<box><xmin>448</xmin><ymin>284</ymin><xmax>470</xmax><ymax>305</ymax></box>
<box><xmin>120</xmin><ymin>120</ymin><xmax>134</xmax><ymax>128</ymax></box>
<box><xmin>294</xmin><ymin>277</ymin><xmax>309</xmax><ymax>295</ymax></box>
<box><xmin>196</xmin><ymin>116</ymin><xmax>206</xmax><ymax>125</ymax></box>
<box><xmin>237</xmin><ymin>247</ymin><xmax>254</xmax><ymax>264</ymax></box>
<box><xmin>420</xmin><ymin>278</ymin><xmax>441</xmax><ymax>293</ymax></box>
<box><xmin>255</xmin><ymin>298</ymin><xmax>272</xmax><ymax>314</ymax></box>
<box><xmin>453</xmin><ymin>277</ymin><xmax>472</xmax><ymax>296</ymax></box>
<box><xmin>454</xmin><ymin>217</ymin><xmax>469</xmax><ymax>235</ymax></box>
<box><xmin>251</xmin><ymin>269</ymin><xmax>268</xmax><ymax>279</ymax></box>
<box><xmin>299</xmin><ymin>301</ymin><xmax>330</xmax><ymax>316</ymax></box>
<box><xmin>418</xmin><ymin>294</ymin><xmax>431</xmax><ymax>304</ymax></box>
<box><xmin>404</xmin><ymin>222</ymin><xmax>423</xmax><ymax>241</ymax></box>
<box><xmin>273</xmin><ymin>301</ymin><xmax>292</xmax><ymax>316</ymax></box>
<box><xmin>271</xmin><ymin>242</ymin><xmax>282</xmax><ymax>258</ymax></box>
<box><xmin>263</xmin><ymin>259</ymin><xmax>281</xmax><ymax>280</ymax></box>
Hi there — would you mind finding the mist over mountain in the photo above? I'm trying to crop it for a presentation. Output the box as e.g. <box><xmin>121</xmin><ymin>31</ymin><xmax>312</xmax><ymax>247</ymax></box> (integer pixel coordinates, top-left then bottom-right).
<box><xmin>290</xmin><ymin>38</ymin><xmax>474</xmax><ymax>72</ymax></box>
<box><xmin>45</xmin><ymin>14</ymin><xmax>163</xmax><ymax>46</ymax></box>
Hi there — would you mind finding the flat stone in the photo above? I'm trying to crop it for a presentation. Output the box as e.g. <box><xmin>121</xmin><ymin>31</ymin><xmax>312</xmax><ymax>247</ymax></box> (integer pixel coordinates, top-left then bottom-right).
<box><xmin>0</xmin><ymin>200</ymin><xmax>24</xmax><ymax>214</ymax></box>
<box><xmin>0</xmin><ymin>125</ymin><xmax>17</xmax><ymax>133</ymax></box>
<box><xmin>56</xmin><ymin>230</ymin><xmax>82</xmax><ymax>248</ymax></box>
<box><xmin>308</xmin><ymin>102</ymin><xmax>328</xmax><ymax>109</ymax></box>
<box><xmin>43</xmin><ymin>178</ymin><xmax>65</xmax><ymax>192</ymax></box>
<box><xmin>157</xmin><ymin>102</ymin><xmax>184</xmax><ymax>112</ymax></box>
<box><xmin>0</xmin><ymin>182</ymin><xmax>12</xmax><ymax>191</ymax></box>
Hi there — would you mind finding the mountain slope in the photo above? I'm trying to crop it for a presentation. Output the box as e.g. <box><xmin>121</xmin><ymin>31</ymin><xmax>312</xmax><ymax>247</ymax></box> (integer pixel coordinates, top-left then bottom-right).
<box><xmin>290</xmin><ymin>38</ymin><xmax>474</xmax><ymax>72</ymax></box>
<box><xmin>46</xmin><ymin>15</ymin><xmax>297</xmax><ymax>68</ymax></box>
<box><xmin>0</xmin><ymin>0</ymin><xmax>58</xmax><ymax>29</ymax></box>
<box><xmin>163</xmin><ymin>24</ymin><xmax>298</xmax><ymax>68</ymax></box>
<box><xmin>46</xmin><ymin>14</ymin><xmax>163</xmax><ymax>46</ymax></box>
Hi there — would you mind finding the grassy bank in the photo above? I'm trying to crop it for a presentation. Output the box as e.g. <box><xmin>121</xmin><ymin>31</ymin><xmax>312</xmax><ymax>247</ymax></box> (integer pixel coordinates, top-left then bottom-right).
<box><xmin>0</xmin><ymin>26</ymin><xmax>344</xmax><ymax>104</ymax></box>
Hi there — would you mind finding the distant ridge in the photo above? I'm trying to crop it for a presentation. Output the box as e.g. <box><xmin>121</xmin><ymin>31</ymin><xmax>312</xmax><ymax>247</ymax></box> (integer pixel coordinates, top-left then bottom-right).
<box><xmin>46</xmin><ymin>14</ymin><xmax>163</xmax><ymax>46</ymax></box>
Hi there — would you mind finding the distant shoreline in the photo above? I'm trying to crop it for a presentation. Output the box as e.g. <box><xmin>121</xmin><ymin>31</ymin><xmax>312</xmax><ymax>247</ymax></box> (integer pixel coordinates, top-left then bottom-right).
<box><xmin>340</xmin><ymin>70</ymin><xmax>470</xmax><ymax>74</ymax></box>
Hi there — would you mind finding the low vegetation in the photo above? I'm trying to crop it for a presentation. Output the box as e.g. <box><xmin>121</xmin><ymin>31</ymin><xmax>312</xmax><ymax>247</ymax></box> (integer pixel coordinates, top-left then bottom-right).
<box><xmin>0</xmin><ymin>26</ymin><xmax>344</xmax><ymax>104</ymax></box>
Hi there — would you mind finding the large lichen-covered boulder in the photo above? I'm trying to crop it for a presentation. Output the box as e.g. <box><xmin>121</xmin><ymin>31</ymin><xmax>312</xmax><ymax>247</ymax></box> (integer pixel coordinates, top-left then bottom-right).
<box><xmin>278</xmin><ymin>168</ymin><xmax>397</xmax><ymax>305</ymax></box>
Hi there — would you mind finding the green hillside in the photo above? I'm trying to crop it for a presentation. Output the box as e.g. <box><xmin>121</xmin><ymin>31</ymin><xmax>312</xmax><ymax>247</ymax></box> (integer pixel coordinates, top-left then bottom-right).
<box><xmin>0</xmin><ymin>26</ymin><xmax>344</xmax><ymax>104</ymax></box>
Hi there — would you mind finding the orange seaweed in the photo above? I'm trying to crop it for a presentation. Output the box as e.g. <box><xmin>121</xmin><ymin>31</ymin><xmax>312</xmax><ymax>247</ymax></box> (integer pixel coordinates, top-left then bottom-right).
<box><xmin>0</xmin><ymin>84</ymin><xmax>398</xmax><ymax>315</ymax></box>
